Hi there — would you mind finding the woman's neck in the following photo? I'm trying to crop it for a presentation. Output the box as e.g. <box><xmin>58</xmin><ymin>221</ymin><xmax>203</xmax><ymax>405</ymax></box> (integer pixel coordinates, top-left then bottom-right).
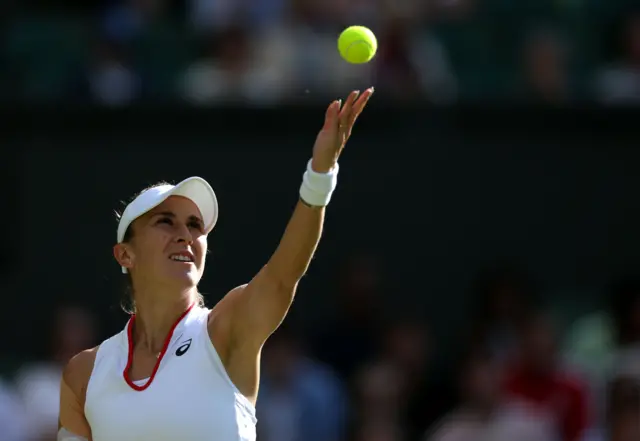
<box><xmin>132</xmin><ymin>287</ymin><xmax>196</xmax><ymax>353</ymax></box>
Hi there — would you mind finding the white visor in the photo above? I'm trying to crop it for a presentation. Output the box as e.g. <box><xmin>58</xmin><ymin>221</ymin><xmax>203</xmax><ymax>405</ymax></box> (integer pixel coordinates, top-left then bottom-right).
<box><xmin>117</xmin><ymin>177</ymin><xmax>218</xmax><ymax>273</ymax></box>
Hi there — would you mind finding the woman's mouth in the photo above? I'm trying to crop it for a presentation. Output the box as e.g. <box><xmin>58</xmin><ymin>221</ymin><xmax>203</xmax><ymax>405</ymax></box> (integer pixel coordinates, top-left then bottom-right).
<box><xmin>169</xmin><ymin>251</ymin><xmax>194</xmax><ymax>263</ymax></box>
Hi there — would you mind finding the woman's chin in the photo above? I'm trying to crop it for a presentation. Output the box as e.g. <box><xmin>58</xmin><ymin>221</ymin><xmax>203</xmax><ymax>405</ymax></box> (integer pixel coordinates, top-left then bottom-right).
<box><xmin>164</xmin><ymin>266</ymin><xmax>201</xmax><ymax>288</ymax></box>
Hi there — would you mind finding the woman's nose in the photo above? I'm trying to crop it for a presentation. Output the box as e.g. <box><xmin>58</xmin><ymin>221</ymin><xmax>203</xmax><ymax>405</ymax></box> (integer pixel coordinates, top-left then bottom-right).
<box><xmin>174</xmin><ymin>224</ymin><xmax>193</xmax><ymax>244</ymax></box>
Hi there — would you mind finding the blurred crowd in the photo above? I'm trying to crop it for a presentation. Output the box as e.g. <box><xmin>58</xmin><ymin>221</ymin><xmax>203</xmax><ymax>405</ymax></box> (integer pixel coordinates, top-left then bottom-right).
<box><xmin>1</xmin><ymin>255</ymin><xmax>640</xmax><ymax>441</ymax></box>
<box><xmin>3</xmin><ymin>0</ymin><xmax>640</xmax><ymax>105</ymax></box>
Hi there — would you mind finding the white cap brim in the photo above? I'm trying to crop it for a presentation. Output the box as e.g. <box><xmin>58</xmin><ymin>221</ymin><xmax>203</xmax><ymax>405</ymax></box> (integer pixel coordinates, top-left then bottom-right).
<box><xmin>117</xmin><ymin>177</ymin><xmax>218</xmax><ymax>273</ymax></box>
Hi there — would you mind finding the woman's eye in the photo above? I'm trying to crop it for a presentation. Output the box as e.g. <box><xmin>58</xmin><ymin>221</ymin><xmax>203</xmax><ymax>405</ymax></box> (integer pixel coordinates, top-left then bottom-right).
<box><xmin>189</xmin><ymin>222</ymin><xmax>204</xmax><ymax>231</ymax></box>
<box><xmin>157</xmin><ymin>217</ymin><xmax>202</xmax><ymax>231</ymax></box>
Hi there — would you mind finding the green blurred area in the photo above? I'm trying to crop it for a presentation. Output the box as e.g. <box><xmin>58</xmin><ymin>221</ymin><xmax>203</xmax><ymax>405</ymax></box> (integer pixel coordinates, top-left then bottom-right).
<box><xmin>1</xmin><ymin>0</ymin><xmax>636</xmax><ymax>103</ymax></box>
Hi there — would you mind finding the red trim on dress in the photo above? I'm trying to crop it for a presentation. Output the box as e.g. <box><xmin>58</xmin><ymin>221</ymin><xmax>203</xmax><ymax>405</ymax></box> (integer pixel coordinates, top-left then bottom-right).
<box><xmin>123</xmin><ymin>303</ymin><xmax>195</xmax><ymax>391</ymax></box>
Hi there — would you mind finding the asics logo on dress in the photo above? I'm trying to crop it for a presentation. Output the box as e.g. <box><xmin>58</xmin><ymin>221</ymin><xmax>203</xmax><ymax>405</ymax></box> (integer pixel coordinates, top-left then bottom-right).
<box><xmin>175</xmin><ymin>339</ymin><xmax>192</xmax><ymax>356</ymax></box>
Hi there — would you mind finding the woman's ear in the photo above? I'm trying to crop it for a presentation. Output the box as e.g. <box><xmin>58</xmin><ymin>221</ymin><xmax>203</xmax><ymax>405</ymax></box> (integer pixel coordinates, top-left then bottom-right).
<box><xmin>113</xmin><ymin>243</ymin><xmax>134</xmax><ymax>272</ymax></box>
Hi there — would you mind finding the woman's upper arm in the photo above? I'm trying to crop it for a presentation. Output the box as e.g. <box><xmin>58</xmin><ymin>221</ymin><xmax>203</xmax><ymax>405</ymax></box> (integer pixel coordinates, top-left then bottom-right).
<box><xmin>59</xmin><ymin>348</ymin><xmax>96</xmax><ymax>439</ymax></box>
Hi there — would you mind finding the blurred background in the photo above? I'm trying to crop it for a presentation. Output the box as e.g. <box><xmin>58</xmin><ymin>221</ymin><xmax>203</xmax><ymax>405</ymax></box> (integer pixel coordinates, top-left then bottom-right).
<box><xmin>2</xmin><ymin>0</ymin><xmax>640</xmax><ymax>441</ymax></box>
<box><xmin>2</xmin><ymin>0</ymin><xmax>640</xmax><ymax>105</ymax></box>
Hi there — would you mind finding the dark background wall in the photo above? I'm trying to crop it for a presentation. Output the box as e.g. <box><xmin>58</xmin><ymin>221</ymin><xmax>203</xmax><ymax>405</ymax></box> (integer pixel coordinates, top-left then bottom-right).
<box><xmin>3</xmin><ymin>107</ymin><xmax>639</xmax><ymax>363</ymax></box>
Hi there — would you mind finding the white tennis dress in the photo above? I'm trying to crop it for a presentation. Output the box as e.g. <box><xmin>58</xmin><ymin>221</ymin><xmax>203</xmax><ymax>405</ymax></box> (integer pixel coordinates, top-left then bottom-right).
<box><xmin>84</xmin><ymin>305</ymin><xmax>257</xmax><ymax>441</ymax></box>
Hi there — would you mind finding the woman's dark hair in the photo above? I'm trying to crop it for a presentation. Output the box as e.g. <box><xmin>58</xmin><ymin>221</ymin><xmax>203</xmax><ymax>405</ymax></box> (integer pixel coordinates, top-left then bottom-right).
<box><xmin>115</xmin><ymin>182</ymin><xmax>205</xmax><ymax>314</ymax></box>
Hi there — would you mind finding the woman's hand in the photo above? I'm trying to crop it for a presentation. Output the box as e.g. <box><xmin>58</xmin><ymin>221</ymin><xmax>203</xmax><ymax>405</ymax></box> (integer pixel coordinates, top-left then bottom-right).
<box><xmin>311</xmin><ymin>88</ymin><xmax>374</xmax><ymax>173</ymax></box>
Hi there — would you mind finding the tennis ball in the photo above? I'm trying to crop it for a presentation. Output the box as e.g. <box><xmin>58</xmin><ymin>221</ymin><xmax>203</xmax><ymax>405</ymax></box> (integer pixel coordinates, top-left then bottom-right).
<box><xmin>338</xmin><ymin>26</ymin><xmax>377</xmax><ymax>64</ymax></box>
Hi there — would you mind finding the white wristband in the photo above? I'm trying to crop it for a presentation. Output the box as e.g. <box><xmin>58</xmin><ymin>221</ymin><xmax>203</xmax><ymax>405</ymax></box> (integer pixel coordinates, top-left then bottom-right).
<box><xmin>299</xmin><ymin>159</ymin><xmax>339</xmax><ymax>207</ymax></box>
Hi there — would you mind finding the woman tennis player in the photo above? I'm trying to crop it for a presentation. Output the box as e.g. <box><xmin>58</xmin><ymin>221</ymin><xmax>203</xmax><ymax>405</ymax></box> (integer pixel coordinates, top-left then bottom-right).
<box><xmin>57</xmin><ymin>88</ymin><xmax>373</xmax><ymax>441</ymax></box>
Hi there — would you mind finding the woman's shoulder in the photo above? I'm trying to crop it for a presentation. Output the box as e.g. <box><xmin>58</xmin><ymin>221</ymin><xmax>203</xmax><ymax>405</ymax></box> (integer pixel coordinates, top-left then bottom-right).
<box><xmin>63</xmin><ymin>346</ymin><xmax>99</xmax><ymax>397</ymax></box>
